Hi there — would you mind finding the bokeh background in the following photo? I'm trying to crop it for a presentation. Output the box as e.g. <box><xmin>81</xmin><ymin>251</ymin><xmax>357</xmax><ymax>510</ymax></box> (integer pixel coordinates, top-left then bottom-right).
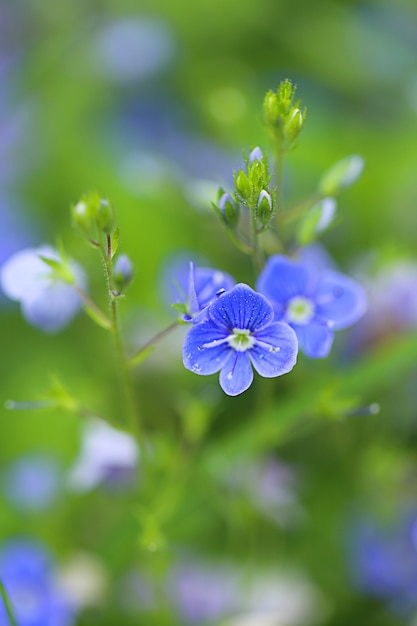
<box><xmin>1</xmin><ymin>0</ymin><xmax>417</xmax><ymax>623</ymax></box>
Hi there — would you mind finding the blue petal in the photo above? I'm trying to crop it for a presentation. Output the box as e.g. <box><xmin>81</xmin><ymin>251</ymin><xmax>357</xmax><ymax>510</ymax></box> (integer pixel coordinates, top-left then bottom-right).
<box><xmin>194</xmin><ymin>268</ymin><xmax>235</xmax><ymax>310</ymax></box>
<box><xmin>314</xmin><ymin>270</ymin><xmax>367</xmax><ymax>329</ymax></box>
<box><xmin>219</xmin><ymin>352</ymin><xmax>253</xmax><ymax>396</ymax></box>
<box><xmin>295</xmin><ymin>323</ymin><xmax>334</xmax><ymax>358</ymax></box>
<box><xmin>250</xmin><ymin>322</ymin><xmax>298</xmax><ymax>377</ymax></box>
<box><xmin>183</xmin><ymin>321</ymin><xmax>232</xmax><ymax>375</ymax></box>
<box><xmin>209</xmin><ymin>284</ymin><xmax>274</xmax><ymax>332</ymax></box>
<box><xmin>256</xmin><ymin>256</ymin><xmax>317</xmax><ymax>317</ymax></box>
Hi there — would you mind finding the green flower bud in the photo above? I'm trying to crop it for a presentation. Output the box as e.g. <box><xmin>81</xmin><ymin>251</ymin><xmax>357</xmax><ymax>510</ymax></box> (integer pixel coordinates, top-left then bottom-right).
<box><xmin>71</xmin><ymin>200</ymin><xmax>95</xmax><ymax>236</ymax></box>
<box><xmin>235</xmin><ymin>170</ymin><xmax>251</xmax><ymax>200</ymax></box>
<box><xmin>284</xmin><ymin>107</ymin><xmax>305</xmax><ymax>145</ymax></box>
<box><xmin>96</xmin><ymin>199</ymin><xmax>115</xmax><ymax>234</ymax></box>
<box><xmin>257</xmin><ymin>189</ymin><xmax>273</xmax><ymax>228</ymax></box>
<box><xmin>218</xmin><ymin>192</ymin><xmax>239</xmax><ymax>228</ymax></box>
<box><xmin>263</xmin><ymin>90</ymin><xmax>281</xmax><ymax>129</ymax></box>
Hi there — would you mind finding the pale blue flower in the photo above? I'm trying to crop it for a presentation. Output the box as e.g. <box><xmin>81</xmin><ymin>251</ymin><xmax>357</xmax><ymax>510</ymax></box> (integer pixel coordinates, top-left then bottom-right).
<box><xmin>257</xmin><ymin>255</ymin><xmax>367</xmax><ymax>358</ymax></box>
<box><xmin>0</xmin><ymin>246</ymin><xmax>85</xmax><ymax>333</ymax></box>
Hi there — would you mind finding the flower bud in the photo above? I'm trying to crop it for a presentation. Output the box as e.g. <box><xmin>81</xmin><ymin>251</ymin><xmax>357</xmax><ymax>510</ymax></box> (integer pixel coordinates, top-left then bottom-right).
<box><xmin>248</xmin><ymin>146</ymin><xmax>263</xmax><ymax>164</ymax></box>
<box><xmin>284</xmin><ymin>108</ymin><xmax>305</xmax><ymax>144</ymax></box>
<box><xmin>72</xmin><ymin>201</ymin><xmax>94</xmax><ymax>236</ymax></box>
<box><xmin>113</xmin><ymin>254</ymin><xmax>133</xmax><ymax>293</ymax></box>
<box><xmin>257</xmin><ymin>189</ymin><xmax>273</xmax><ymax>227</ymax></box>
<box><xmin>95</xmin><ymin>199</ymin><xmax>115</xmax><ymax>234</ymax></box>
<box><xmin>235</xmin><ymin>170</ymin><xmax>251</xmax><ymax>200</ymax></box>
<box><xmin>218</xmin><ymin>192</ymin><xmax>239</xmax><ymax>228</ymax></box>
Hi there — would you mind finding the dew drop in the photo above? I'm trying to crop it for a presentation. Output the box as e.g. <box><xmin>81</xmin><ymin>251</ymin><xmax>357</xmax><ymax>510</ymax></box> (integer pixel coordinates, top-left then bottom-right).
<box><xmin>227</xmin><ymin>372</ymin><xmax>233</xmax><ymax>380</ymax></box>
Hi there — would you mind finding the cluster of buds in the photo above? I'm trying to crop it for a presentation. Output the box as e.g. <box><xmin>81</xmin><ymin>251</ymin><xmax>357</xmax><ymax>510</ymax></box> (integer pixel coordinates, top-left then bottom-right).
<box><xmin>71</xmin><ymin>191</ymin><xmax>115</xmax><ymax>239</ymax></box>
<box><xmin>263</xmin><ymin>79</ymin><xmax>306</xmax><ymax>152</ymax></box>
<box><xmin>213</xmin><ymin>146</ymin><xmax>274</xmax><ymax>236</ymax></box>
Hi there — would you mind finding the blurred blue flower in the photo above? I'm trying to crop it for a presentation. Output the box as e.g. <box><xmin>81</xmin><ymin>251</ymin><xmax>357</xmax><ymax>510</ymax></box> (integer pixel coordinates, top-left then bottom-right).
<box><xmin>2</xmin><ymin>454</ymin><xmax>61</xmax><ymax>512</ymax></box>
<box><xmin>0</xmin><ymin>246</ymin><xmax>85</xmax><ymax>333</ymax></box>
<box><xmin>0</xmin><ymin>540</ymin><xmax>76</xmax><ymax>626</ymax></box>
<box><xmin>349</xmin><ymin>515</ymin><xmax>417</xmax><ymax>616</ymax></box>
<box><xmin>257</xmin><ymin>255</ymin><xmax>367</xmax><ymax>358</ymax></box>
<box><xmin>168</xmin><ymin>560</ymin><xmax>238</xmax><ymax>624</ymax></box>
<box><xmin>67</xmin><ymin>418</ymin><xmax>139</xmax><ymax>492</ymax></box>
<box><xmin>183</xmin><ymin>284</ymin><xmax>298</xmax><ymax>396</ymax></box>
<box><xmin>90</xmin><ymin>17</ymin><xmax>175</xmax><ymax>84</ymax></box>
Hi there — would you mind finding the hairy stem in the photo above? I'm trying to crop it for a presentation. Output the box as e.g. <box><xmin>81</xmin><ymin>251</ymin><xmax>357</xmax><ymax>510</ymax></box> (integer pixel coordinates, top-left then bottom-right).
<box><xmin>99</xmin><ymin>236</ymin><xmax>141</xmax><ymax>440</ymax></box>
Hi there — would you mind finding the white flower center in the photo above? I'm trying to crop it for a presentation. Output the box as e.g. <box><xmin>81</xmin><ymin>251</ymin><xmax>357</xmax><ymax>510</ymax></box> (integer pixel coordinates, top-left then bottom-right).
<box><xmin>286</xmin><ymin>296</ymin><xmax>315</xmax><ymax>325</ymax></box>
<box><xmin>227</xmin><ymin>328</ymin><xmax>255</xmax><ymax>352</ymax></box>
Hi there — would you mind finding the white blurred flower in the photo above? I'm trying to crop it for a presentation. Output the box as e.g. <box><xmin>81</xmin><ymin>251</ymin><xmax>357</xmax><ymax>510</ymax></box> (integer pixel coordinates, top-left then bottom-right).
<box><xmin>67</xmin><ymin>418</ymin><xmax>139</xmax><ymax>492</ymax></box>
<box><xmin>0</xmin><ymin>245</ymin><xmax>85</xmax><ymax>333</ymax></box>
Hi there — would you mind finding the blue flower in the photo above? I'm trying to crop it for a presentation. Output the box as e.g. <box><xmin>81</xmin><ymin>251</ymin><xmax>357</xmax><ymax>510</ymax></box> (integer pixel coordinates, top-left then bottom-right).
<box><xmin>256</xmin><ymin>254</ymin><xmax>367</xmax><ymax>358</ymax></box>
<box><xmin>168</xmin><ymin>260</ymin><xmax>235</xmax><ymax>323</ymax></box>
<box><xmin>183</xmin><ymin>284</ymin><xmax>298</xmax><ymax>396</ymax></box>
<box><xmin>0</xmin><ymin>540</ymin><xmax>76</xmax><ymax>626</ymax></box>
<box><xmin>0</xmin><ymin>246</ymin><xmax>85</xmax><ymax>333</ymax></box>
<box><xmin>2</xmin><ymin>454</ymin><xmax>61</xmax><ymax>512</ymax></box>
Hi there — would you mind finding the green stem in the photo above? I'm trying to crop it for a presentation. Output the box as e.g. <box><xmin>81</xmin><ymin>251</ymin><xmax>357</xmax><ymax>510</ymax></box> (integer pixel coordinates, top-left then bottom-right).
<box><xmin>0</xmin><ymin>581</ymin><xmax>17</xmax><ymax>626</ymax></box>
<box><xmin>99</xmin><ymin>236</ymin><xmax>141</xmax><ymax>439</ymax></box>
<box><xmin>128</xmin><ymin>320</ymin><xmax>182</xmax><ymax>368</ymax></box>
<box><xmin>73</xmin><ymin>285</ymin><xmax>111</xmax><ymax>330</ymax></box>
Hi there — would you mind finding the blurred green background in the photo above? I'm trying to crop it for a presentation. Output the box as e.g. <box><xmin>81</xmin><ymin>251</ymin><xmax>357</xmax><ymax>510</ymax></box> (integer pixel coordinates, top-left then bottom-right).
<box><xmin>1</xmin><ymin>0</ymin><xmax>417</xmax><ymax>623</ymax></box>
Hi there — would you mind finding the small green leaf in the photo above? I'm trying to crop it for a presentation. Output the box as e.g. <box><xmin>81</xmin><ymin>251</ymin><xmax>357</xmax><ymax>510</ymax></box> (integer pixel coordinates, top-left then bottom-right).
<box><xmin>171</xmin><ymin>302</ymin><xmax>188</xmax><ymax>315</ymax></box>
<box><xmin>111</xmin><ymin>228</ymin><xmax>120</xmax><ymax>259</ymax></box>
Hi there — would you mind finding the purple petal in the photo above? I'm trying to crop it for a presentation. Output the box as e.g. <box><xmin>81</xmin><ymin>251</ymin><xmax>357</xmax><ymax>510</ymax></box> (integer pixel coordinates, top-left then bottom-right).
<box><xmin>295</xmin><ymin>323</ymin><xmax>334</xmax><ymax>358</ymax></box>
<box><xmin>209</xmin><ymin>284</ymin><xmax>274</xmax><ymax>332</ymax></box>
<box><xmin>219</xmin><ymin>352</ymin><xmax>253</xmax><ymax>396</ymax></box>
<box><xmin>315</xmin><ymin>270</ymin><xmax>367</xmax><ymax>329</ymax></box>
<box><xmin>250</xmin><ymin>322</ymin><xmax>298</xmax><ymax>377</ymax></box>
<box><xmin>183</xmin><ymin>322</ymin><xmax>232</xmax><ymax>375</ymax></box>
<box><xmin>256</xmin><ymin>256</ymin><xmax>317</xmax><ymax>318</ymax></box>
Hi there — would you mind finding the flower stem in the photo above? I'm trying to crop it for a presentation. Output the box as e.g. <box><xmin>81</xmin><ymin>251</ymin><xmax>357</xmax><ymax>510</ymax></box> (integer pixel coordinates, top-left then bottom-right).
<box><xmin>0</xmin><ymin>581</ymin><xmax>17</xmax><ymax>626</ymax></box>
<box><xmin>128</xmin><ymin>319</ymin><xmax>182</xmax><ymax>368</ymax></box>
<box><xmin>98</xmin><ymin>236</ymin><xmax>141</xmax><ymax>439</ymax></box>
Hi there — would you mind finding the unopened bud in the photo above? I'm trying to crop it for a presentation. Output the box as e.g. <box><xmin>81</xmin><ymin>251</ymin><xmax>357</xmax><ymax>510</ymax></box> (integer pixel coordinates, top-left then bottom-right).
<box><xmin>113</xmin><ymin>254</ymin><xmax>133</xmax><ymax>292</ymax></box>
<box><xmin>284</xmin><ymin>108</ymin><xmax>305</xmax><ymax>144</ymax></box>
<box><xmin>248</xmin><ymin>146</ymin><xmax>263</xmax><ymax>164</ymax></box>
<box><xmin>235</xmin><ymin>170</ymin><xmax>251</xmax><ymax>200</ymax></box>
<box><xmin>218</xmin><ymin>192</ymin><xmax>239</xmax><ymax>228</ymax></box>
<box><xmin>257</xmin><ymin>189</ymin><xmax>273</xmax><ymax>227</ymax></box>
<box><xmin>96</xmin><ymin>199</ymin><xmax>115</xmax><ymax>234</ymax></box>
<box><xmin>72</xmin><ymin>200</ymin><xmax>95</xmax><ymax>236</ymax></box>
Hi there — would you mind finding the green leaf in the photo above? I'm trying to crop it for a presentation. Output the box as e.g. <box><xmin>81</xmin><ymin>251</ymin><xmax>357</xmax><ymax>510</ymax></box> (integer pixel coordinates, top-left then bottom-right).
<box><xmin>111</xmin><ymin>228</ymin><xmax>120</xmax><ymax>259</ymax></box>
